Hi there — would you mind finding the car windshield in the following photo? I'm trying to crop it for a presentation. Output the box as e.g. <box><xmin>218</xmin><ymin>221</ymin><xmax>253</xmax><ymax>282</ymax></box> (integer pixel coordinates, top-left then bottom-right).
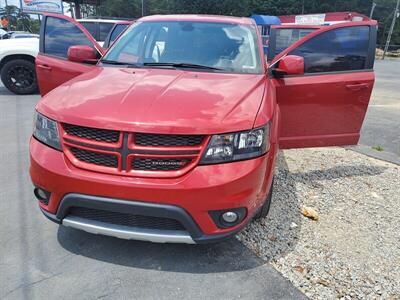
<box><xmin>103</xmin><ymin>21</ymin><xmax>263</xmax><ymax>74</ymax></box>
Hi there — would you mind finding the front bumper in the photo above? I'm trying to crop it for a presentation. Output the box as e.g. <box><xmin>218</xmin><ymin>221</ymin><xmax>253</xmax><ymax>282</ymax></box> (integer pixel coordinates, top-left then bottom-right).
<box><xmin>30</xmin><ymin>138</ymin><xmax>277</xmax><ymax>243</ymax></box>
<box><xmin>40</xmin><ymin>194</ymin><xmax>249</xmax><ymax>244</ymax></box>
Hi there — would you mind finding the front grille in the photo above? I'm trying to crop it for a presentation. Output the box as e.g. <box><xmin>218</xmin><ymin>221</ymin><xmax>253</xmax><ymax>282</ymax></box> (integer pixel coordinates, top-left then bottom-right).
<box><xmin>135</xmin><ymin>133</ymin><xmax>204</xmax><ymax>147</ymax></box>
<box><xmin>70</xmin><ymin>147</ymin><xmax>118</xmax><ymax>168</ymax></box>
<box><xmin>68</xmin><ymin>207</ymin><xmax>185</xmax><ymax>231</ymax></box>
<box><xmin>63</xmin><ymin>123</ymin><xmax>119</xmax><ymax>143</ymax></box>
<box><xmin>62</xmin><ymin>123</ymin><xmax>206</xmax><ymax>177</ymax></box>
<box><xmin>132</xmin><ymin>158</ymin><xmax>192</xmax><ymax>171</ymax></box>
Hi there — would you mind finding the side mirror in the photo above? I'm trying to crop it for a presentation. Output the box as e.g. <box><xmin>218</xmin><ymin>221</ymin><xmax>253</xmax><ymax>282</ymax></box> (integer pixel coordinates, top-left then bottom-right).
<box><xmin>274</xmin><ymin>55</ymin><xmax>304</xmax><ymax>76</ymax></box>
<box><xmin>67</xmin><ymin>45</ymin><xmax>98</xmax><ymax>64</ymax></box>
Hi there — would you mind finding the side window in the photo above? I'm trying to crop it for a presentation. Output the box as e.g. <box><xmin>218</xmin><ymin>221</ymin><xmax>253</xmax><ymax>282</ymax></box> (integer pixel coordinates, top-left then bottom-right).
<box><xmin>99</xmin><ymin>22</ymin><xmax>114</xmax><ymax>42</ymax></box>
<box><xmin>44</xmin><ymin>17</ymin><xmax>94</xmax><ymax>58</ymax></box>
<box><xmin>80</xmin><ymin>21</ymin><xmax>97</xmax><ymax>39</ymax></box>
<box><xmin>290</xmin><ymin>26</ymin><xmax>370</xmax><ymax>73</ymax></box>
<box><xmin>275</xmin><ymin>28</ymin><xmax>316</xmax><ymax>57</ymax></box>
<box><xmin>110</xmin><ymin>24</ymin><xmax>128</xmax><ymax>43</ymax></box>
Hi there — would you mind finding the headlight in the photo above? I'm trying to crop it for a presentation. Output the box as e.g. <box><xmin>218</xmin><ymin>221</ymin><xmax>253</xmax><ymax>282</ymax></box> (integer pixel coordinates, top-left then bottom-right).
<box><xmin>33</xmin><ymin>111</ymin><xmax>61</xmax><ymax>150</ymax></box>
<box><xmin>200</xmin><ymin>124</ymin><xmax>270</xmax><ymax>164</ymax></box>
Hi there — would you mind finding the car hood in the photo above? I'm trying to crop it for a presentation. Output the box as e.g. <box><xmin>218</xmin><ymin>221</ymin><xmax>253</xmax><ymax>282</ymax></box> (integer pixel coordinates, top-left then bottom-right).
<box><xmin>0</xmin><ymin>37</ymin><xmax>39</xmax><ymax>48</ymax></box>
<box><xmin>0</xmin><ymin>38</ymin><xmax>39</xmax><ymax>57</ymax></box>
<box><xmin>38</xmin><ymin>67</ymin><xmax>267</xmax><ymax>134</ymax></box>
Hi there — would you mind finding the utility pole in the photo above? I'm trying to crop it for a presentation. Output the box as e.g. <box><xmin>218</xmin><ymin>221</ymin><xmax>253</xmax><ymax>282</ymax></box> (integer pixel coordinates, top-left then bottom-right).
<box><xmin>141</xmin><ymin>0</ymin><xmax>144</xmax><ymax>16</ymax></box>
<box><xmin>370</xmin><ymin>2</ymin><xmax>376</xmax><ymax>19</ymax></box>
<box><xmin>383</xmin><ymin>0</ymin><xmax>400</xmax><ymax>59</ymax></box>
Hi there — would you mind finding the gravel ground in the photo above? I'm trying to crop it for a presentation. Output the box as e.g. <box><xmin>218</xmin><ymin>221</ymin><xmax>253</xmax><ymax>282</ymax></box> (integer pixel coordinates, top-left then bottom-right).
<box><xmin>238</xmin><ymin>147</ymin><xmax>400</xmax><ymax>300</ymax></box>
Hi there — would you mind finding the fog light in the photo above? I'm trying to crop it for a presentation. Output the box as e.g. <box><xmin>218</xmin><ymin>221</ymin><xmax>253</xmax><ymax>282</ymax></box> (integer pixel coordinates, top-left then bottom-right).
<box><xmin>222</xmin><ymin>211</ymin><xmax>238</xmax><ymax>223</ymax></box>
<box><xmin>209</xmin><ymin>207</ymin><xmax>247</xmax><ymax>229</ymax></box>
<box><xmin>34</xmin><ymin>187</ymin><xmax>51</xmax><ymax>205</ymax></box>
<box><xmin>36</xmin><ymin>189</ymin><xmax>47</xmax><ymax>199</ymax></box>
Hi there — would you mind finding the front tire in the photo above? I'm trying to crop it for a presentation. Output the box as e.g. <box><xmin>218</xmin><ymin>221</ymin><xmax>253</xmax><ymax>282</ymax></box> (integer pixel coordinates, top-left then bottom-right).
<box><xmin>254</xmin><ymin>178</ymin><xmax>274</xmax><ymax>220</ymax></box>
<box><xmin>1</xmin><ymin>59</ymin><xmax>38</xmax><ymax>95</ymax></box>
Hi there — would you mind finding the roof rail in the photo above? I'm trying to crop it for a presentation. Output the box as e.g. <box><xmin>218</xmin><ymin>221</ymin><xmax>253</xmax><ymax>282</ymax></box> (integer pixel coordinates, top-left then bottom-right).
<box><xmin>82</xmin><ymin>16</ymin><xmax>134</xmax><ymax>21</ymax></box>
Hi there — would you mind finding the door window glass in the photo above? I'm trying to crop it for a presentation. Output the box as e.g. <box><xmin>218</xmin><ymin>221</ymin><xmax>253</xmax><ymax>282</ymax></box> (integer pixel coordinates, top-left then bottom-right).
<box><xmin>275</xmin><ymin>28</ymin><xmax>316</xmax><ymax>56</ymax></box>
<box><xmin>44</xmin><ymin>17</ymin><xmax>94</xmax><ymax>58</ymax></box>
<box><xmin>289</xmin><ymin>26</ymin><xmax>370</xmax><ymax>73</ymax></box>
<box><xmin>80</xmin><ymin>21</ymin><xmax>97</xmax><ymax>39</ymax></box>
<box><xmin>99</xmin><ymin>22</ymin><xmax>114</xmax><ymax>42</ymax></box>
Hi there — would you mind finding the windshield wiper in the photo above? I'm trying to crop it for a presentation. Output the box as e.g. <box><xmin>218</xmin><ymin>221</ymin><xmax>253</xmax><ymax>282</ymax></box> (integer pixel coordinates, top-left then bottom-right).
<box><xmin>100</xmin><ymin>59</ymin><xmax>140</xmax><ymax>67</ymax></box>
<box><xmin>143</xmin><ymin>62</ymin><xmax>222</xmax><ymax>70</ymax></box>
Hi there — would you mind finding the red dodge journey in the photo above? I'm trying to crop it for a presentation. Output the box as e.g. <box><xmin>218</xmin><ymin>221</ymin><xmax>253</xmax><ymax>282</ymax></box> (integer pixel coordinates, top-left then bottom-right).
<box><xmin>30</xmin><ymin>14</ymin><xmax>376</xmax><ymax>243</ymax></box>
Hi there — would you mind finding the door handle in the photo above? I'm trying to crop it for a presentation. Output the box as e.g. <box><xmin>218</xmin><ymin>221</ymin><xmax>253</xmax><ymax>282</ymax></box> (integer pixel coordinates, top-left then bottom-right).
<box><xmin>345</xmin><ymin>83</ymin><xmax>369</xmax><ymax>91</ymax></box>
<box><xmin>37</xmin><ymin>64</ymin><xmax>52</xmax><ymax>71</ymax></box>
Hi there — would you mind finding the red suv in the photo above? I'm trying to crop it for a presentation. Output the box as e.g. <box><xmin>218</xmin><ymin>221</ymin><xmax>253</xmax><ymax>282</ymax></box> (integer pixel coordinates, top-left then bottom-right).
<box><xmin>31</xmin><ymin>14</ymin><xmax>376</xmax><ymax>243</ymax></box>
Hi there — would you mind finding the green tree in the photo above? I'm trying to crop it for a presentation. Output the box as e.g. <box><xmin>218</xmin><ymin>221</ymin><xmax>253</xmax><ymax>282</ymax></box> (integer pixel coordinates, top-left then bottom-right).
<box><xmin>97</xmin><ymin>0</ymin><xmax>400</xmax><ymax>45</ymax></box>
<box><xmin>0</xmin><ymin>5</ymin><xmax>41</xmax><ymax>33</ymax></box>
<box><xmin>99</xmin><ymin>0</ymin><xmax>141</xmax><ymax>18</ymax></box>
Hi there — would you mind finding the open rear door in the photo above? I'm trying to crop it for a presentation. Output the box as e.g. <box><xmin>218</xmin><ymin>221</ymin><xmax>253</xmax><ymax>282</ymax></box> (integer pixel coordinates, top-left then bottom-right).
<box><xmin>269</xmin><ymin>21</ymin><xmax>377</xmax><ymax>149</ymax></box>
<box><xmin>36</xmin><ymin>14</ymin><xmax>105</xmax><ymax>96</ymax></box>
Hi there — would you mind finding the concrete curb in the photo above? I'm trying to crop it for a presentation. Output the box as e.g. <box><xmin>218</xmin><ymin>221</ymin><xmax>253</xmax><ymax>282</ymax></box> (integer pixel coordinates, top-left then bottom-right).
<box><xmin>343</xmin><ymin>145</ymin><xmax>400</xmax><ymax>165</ymax></box>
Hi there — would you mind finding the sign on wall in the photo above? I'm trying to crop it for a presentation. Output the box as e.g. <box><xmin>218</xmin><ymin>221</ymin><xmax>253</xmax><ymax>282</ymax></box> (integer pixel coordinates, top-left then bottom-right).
<box><xmin>20</xmin><ymin>0</ymin><xmax>63</xmax><ymax>14</ymax></box>
<box><xmin>295</xmin><ymin>14</ymin><xmax>326</xmax><ymax>25</ymax></box>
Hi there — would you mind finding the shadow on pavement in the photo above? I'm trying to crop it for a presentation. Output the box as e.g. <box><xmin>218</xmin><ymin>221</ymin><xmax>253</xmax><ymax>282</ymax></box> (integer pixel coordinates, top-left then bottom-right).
<box><xmin>56</xmin><ymin>153</ymin><xmax>299</xmax><ymax>274</ymax></box>
<box><xmin>0</xmin><ymin>86</ymin><xmax>12</xmax><ymax>95</ymax></box>
<box><xmin>56</xmin><ymin>154</ymin><xmax>387</xmax><ymax>274</ymax></box>
<box><xmin>239</xmin><ymin>152</ymin><xmax>303</xmax><ymax>261</ymax></box>
<box><xmin>57</xmin><ymin>227</ymin><xmax>265</xmax><ymax>273</ymax></box>
<box><xmin>289</xmin><ymin>164</ymin><xmax>386</xmax><ymax>189</ymax></box>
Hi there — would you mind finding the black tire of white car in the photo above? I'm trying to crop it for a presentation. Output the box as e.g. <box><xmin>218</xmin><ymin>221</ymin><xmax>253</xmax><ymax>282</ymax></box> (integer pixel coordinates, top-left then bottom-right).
<box><xmin>254</xmin><ymin>178</ymin><xmax>274</xmax><ymax>220</ymax></box>
<box><xmin>1</xmin><ymin>59</ymin><xmax>38</xmax><ymax>95</ymax></box>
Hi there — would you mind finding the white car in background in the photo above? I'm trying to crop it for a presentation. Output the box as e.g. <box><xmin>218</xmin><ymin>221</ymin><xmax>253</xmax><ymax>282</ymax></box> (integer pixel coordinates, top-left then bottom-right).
<box><xmin>0</xmin><ymin>38</ymin><xmax>39</xmax><ymax>94</ymax></box>
<box><xmin>0</xmin><ymin>31</ymin><xmax>39</xmax><ymax>39</ymax></box>
<box><xmin>77</xmin><ymin>18</ymin><xmax>129</xmax><ymax>47</ymax></box>
<box><xmin>0</xmin><ymin>18</ymin><xmax>131</xmax><ymax>94</ymax></box>
<box><xmin>0</xmin><ymin>28</ymin><xmax>7</xmax><ymax>36</ymax></box>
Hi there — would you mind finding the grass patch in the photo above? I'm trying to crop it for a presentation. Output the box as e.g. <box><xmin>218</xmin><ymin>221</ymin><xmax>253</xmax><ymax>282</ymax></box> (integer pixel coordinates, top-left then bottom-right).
<box><xmin>372</xmin><ymin>145</ymin><xmax>384</xmax><ymax>152</ymax></box>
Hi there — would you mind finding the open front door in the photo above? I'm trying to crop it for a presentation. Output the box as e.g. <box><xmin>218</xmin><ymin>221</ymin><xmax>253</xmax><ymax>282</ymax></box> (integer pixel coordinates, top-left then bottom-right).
<box><xmin>269</xmin><ymin>21</ymin><xmax>377</xmax><ymax>149</ymax></box>
<box><xmin>36</xmin><ymin>14</ymin><xmax>105</xmax><ymax>96</ymax></box>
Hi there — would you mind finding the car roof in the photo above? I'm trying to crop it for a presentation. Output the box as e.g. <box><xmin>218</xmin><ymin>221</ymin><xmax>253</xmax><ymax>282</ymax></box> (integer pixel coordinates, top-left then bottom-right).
<box><xmin>77</xmin><ymin>19</ymin><xmax>131</xmax><ymax>24</ymax></box>
<box><xmin>8</xmin><ymin>31</ymin><xmax>31</xmax><ymax>34</ymax></box>
<box><xmin>271</xmin><ymin>24</ymin><xmax>322</xmax><ymax>29</ymax></box>
<box><xmin>139</xmin><ymin>14</ymin><xmax>255</xmax><ymax>25</ymax></box>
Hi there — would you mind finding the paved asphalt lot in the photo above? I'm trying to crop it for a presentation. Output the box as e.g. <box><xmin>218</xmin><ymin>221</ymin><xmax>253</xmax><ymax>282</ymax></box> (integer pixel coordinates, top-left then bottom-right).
<box><xmin>0</xmin><ymin>59</ymin><xmax>398</xmax><ymax>299</ymax></box>
<box><xmin>358</xmin><ymin>59</ymin><xmax>400</xmax><ymax>161</ymax></box>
